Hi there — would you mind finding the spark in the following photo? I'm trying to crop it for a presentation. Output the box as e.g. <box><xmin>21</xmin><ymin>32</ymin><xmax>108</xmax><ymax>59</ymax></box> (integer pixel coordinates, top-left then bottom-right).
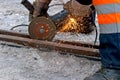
<box><xmin>60</xmin><ymin>16</ymin><xmax>79</xmax><ymax>32</ymax></box>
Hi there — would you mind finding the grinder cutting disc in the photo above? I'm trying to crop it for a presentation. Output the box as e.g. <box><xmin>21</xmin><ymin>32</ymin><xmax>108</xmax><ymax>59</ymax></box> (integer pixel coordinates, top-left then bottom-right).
<box><xmin>29</xmin><ymin>17</ymin><xmax>56</xmax><ymax>40</ymax></box>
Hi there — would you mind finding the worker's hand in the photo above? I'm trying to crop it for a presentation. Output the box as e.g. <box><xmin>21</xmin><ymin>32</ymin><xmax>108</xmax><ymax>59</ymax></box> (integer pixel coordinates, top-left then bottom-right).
<box><xmin>33</xmin><ymin>2</ymin><xmax>47</xmax><ymax>18</ymax></box>
<box><xmin>64</xmin><ymin>0</ymin><xmax>92</xmax><ymax>17</ymax></box>
<box><xmin>33</xmin><ymin>0</ymin><xmax>51</xmax><ymax>18</ymax></box>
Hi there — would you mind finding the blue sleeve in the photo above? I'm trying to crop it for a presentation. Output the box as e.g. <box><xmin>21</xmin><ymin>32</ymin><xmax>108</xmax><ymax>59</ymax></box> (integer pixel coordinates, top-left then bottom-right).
<box><xmin>76</xmin><ymin>0</ymin><xmax>92</xmax><ymax>5</ymax></box>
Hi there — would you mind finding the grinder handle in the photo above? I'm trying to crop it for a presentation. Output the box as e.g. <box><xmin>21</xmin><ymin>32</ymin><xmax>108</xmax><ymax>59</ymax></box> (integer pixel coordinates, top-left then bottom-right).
<box><xmin>21</xmin><ymin>0</ymin><xmax>34</xmax><ymax>14</ymax></box>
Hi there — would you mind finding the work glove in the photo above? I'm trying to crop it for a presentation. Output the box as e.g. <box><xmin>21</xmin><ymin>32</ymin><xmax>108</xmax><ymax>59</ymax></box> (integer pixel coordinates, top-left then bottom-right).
<box><xmin>64</xmin><ymin>0</ymin><xmax>92</xmax><ymax>17</ymax></box>
<box><xmin>33</xmin><ymin>0</ymin><xmax>51</xmax><ymax>18</ymax></box>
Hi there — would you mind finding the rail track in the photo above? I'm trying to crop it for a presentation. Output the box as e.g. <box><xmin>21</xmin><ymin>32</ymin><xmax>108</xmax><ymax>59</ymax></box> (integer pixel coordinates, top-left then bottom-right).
<box><xmin>0</xmin><ymin>30</ymin><xmax>99</xmax><ymax>57</ymax></box>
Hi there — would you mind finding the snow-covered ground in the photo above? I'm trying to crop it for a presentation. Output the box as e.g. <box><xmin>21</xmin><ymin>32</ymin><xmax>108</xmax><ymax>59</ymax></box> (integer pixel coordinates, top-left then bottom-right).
<box><xmin>0</xmin><ymin>0</ymin><xmax>101</xmax><ymax>80</ymax></box>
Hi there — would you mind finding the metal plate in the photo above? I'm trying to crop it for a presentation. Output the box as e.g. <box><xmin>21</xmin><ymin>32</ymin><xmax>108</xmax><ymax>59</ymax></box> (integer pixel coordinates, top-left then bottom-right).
<box><xmin>29</xmin><ymin>17</ymin><xmax>56</xmax><ymax>40</ymax></box>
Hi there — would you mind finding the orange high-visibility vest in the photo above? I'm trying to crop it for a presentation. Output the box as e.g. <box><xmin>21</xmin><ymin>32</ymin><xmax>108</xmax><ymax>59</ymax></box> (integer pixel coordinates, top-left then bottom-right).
<box><xmin>93</xmin><ymin>0</ymin><xmax>120</xmax><ymax>33</ymax></box>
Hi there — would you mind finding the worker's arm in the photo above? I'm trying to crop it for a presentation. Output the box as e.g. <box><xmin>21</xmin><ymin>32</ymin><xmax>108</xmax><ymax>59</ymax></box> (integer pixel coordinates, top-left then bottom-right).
<box><xmin>76</xmin><ymin>0</ymin><xmax>92</xmax><ymax>5</ymax></box>
<box><xmin>33</xmin><ymin>0</ymin><xmax>52</xmax><ymax>17</ymax></box>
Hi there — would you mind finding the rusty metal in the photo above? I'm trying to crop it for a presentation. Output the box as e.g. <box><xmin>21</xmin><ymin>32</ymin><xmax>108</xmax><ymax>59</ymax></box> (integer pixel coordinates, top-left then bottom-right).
<box><xmin>0</xmin><ymin>30</ymin><xmax>99</xmax><ymax>57</ymax></box>
<box><xmin>29</xmin><ymin>17</ymin><xmax>56</xmax><ymax>40</ymax></box>
<box><xmin>0</xmin><ymin>30</ymin><xmax>30</xmax><ymax>38</ymax></box>
<box><xmin>55</xmin><ymin>40</ymin><xmax>99</xmax><ymax>49</ymax></box>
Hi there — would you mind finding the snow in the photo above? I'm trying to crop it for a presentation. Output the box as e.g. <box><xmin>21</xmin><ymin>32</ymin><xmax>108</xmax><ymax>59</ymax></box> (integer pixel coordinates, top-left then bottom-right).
<box><xmin>0</xmin><ymin>0</ymin><xmax>101</xmax><ymax>80</ymax></box>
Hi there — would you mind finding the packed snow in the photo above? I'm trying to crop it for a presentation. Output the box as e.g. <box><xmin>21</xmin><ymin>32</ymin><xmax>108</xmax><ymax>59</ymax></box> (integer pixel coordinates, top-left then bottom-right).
<box><xmin>0</xmin><ymin>0</ymin><xmax>101</xmax><ymax>80</ymax></box>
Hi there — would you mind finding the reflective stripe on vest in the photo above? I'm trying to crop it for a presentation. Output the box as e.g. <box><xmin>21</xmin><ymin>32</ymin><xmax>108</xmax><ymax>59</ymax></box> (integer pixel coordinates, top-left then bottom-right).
<box><xmin>100</xmin><ymin>23</ymin><xmax>120</xmax><ymax>33</ymax></box>
<box><xmin>95</xmin><ymin>4</ymin><xmax>120</xmax><ymax>14</ymax></box>
<box><xmin>93</xmin><ymin>0</ymin><xmax>120</xmax><ymax>33</ymax></box>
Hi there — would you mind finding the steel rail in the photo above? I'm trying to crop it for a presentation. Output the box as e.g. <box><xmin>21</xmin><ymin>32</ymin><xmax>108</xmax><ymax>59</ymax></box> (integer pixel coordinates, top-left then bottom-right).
<box><xmin>0</xmin><ymin>30</ymin><xmax>30</xmax><ymax>38</ymax></box>
<box><xmin>55</xmin><ymin>40</ymin><xmax>99</xmax><ymax>49</ymax></box>
<box><xmin>0</xmin><ymin>30</ymin><xmax>100</xmax><ymax>57</ymax></box>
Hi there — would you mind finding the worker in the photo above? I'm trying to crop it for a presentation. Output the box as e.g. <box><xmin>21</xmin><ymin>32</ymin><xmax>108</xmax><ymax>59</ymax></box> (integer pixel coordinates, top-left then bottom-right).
<box><xmin>76</xmin><ymin>0</ymin><xmax>120</xmax><ymax>80</ymax></box>
<box><xmin>22</xmin><ymin>0</ymin><xmax>120</xmax><ymax>79</ymax></box>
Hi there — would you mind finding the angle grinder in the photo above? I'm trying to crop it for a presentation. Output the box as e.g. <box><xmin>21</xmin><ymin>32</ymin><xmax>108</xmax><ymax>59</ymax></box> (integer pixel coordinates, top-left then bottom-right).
<box><xmin>21</xmin><ymin>0</ymin><xmax>68</xmax><ymax>41</ymax></box>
